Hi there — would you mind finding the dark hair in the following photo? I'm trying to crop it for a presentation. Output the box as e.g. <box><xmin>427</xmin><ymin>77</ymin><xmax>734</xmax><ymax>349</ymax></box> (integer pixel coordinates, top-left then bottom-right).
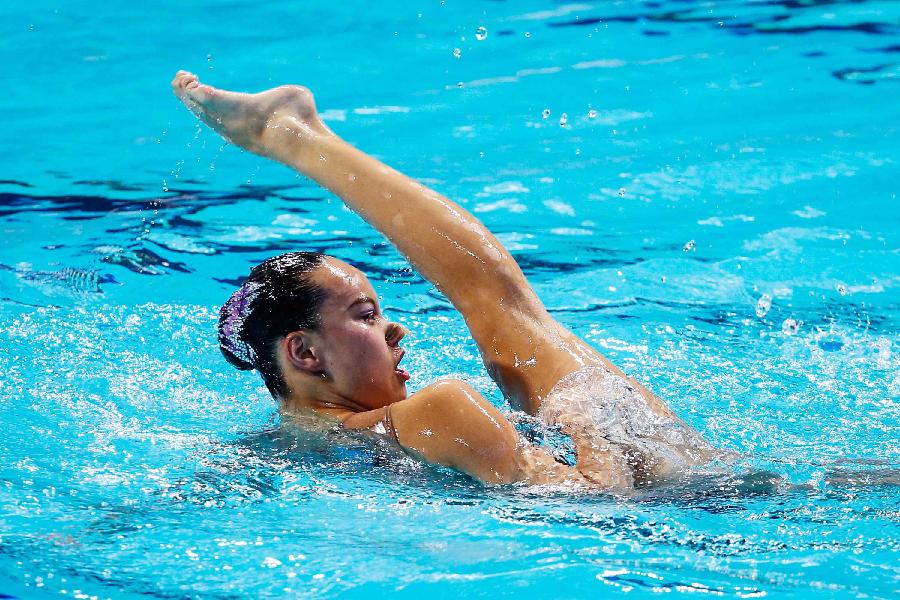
<box><xmin>218</xmin><ymin>251</ymin><xmax>329</xmax><ymax>398</ymax></box>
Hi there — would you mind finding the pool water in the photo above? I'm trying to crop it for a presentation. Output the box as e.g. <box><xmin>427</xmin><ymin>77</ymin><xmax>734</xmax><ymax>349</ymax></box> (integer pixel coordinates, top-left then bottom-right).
<box><xmin>1</xmin><ymin>0</ymin><xmax>898</xmax><ymax>597</ymax></box>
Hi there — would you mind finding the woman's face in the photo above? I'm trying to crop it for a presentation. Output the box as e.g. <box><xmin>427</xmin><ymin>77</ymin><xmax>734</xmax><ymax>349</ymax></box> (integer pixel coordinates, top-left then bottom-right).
<box><xmin>307</xmin><ymin>258</ymin><xmax>409</xmax><ymax>409</ymax></box>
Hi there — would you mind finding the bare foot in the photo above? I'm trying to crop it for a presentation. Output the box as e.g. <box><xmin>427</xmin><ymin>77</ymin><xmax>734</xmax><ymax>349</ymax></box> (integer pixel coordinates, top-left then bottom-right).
<box><xmin>171</xmin><ymin>70</ymin><xmax>332</xmax><ymax>162</ymax></box>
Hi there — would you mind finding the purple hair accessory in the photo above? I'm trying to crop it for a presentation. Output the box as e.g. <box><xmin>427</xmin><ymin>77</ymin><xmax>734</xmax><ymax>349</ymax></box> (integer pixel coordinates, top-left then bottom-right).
<box><xmin>219</xmin><ymin>280</ymin><xmax>263</xmax><ymax>369</ymax></box>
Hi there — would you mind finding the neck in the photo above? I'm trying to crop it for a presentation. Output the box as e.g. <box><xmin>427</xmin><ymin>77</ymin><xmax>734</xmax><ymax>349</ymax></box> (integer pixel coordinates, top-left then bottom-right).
<box><xmin>279</xmin><ymin>388</ymin><xmax>367</xmax><ymax>421</ymax></box>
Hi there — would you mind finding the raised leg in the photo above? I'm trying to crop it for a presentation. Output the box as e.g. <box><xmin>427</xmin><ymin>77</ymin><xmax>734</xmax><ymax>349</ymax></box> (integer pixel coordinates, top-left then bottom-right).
<box><xmin>172</xmin><ymin>73</ymin><xmax>656</xmax><ymax>417</ymax></box>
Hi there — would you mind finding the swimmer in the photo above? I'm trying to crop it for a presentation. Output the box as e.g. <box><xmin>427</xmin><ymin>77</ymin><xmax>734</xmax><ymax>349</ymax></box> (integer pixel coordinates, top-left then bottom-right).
<box><xmin>172</xmin><ymin>71</ymin><xmax>719</xmax><ymax>491</ymax></box>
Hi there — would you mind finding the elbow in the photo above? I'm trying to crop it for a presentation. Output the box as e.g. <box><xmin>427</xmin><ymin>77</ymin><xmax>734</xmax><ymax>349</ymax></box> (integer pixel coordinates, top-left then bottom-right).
<box><xmin>475</xmin><ymin>435</ymin><xmax>522</xmax><ymax>485</ymax></box>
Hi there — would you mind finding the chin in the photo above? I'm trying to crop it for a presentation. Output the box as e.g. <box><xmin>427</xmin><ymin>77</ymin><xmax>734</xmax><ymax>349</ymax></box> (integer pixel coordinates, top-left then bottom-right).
<box><xmin>385</xmin><ymin>385</ymin><xmax>407</xmax><ymax>404</ymax></box>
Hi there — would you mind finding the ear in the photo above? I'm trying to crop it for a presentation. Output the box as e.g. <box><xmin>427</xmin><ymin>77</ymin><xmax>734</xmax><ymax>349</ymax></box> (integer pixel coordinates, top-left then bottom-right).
<box><xmin>282</xmin><ymin>331</ymin><xmax>325</xmax><ymax>375</ymax></box>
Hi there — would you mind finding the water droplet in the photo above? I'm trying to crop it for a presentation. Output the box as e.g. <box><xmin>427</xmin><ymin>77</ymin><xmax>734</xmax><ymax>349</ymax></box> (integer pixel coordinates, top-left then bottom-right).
<box><xmin>475</xmin><ymin>26</ymin><xmax>488</xmax><ymax>41</ymax></box>
<box><xmin>618</xmin><ymin>187</ymin><xmax>626</xmax><ymax>197</ymax></box>
<box><xmin>559</xmin><ymin>113</ymin><xmax>568</xmax><ymax>126</ymax></box>
<box><xmin>524</xmin><ymin>31</ymin><xmax>532</xmax><ymax>38</ymax></box>
<box><xmin>755</xmin><ymin>294</ymin><xmax>772</xmax><ymax>318</ymax></box>
<box><xmin>683</xmin><ymin>239</ymin><xmax>696</xmax><ymax>252</ymax></box>
<box><xmin>542</xmin><ymin>108</ymin><xmax>551</xmax><ymax>119</ymax></box>
<box><xmin>588</xmin><ymin>109</ymin><xmax>598</xmax><ymax>119</ymax></box>
<box><xmin>782</xmin><ymin>318</ymin><xmax>800</xmax><ymax>335</ymax></box>
<box><xmin>837</xmin><ymin>284</ymin><xmax>847</xmax><ymax>296</ymax></box>
<box><xmin>452</xmin><ymin>48</ymin><xmax>461</xmax><ymax>58</ymax></box>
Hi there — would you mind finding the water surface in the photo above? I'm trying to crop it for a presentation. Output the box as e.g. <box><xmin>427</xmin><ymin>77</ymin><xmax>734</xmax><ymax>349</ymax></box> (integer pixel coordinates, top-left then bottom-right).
<box><xmin>1</xmin><ymin>0</ymin><xmax>898</xmax><ymax>597</ymax></box>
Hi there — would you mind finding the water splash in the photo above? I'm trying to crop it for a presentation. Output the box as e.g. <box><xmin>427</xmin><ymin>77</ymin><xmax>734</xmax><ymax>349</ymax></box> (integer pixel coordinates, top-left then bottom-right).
<box><xmin>755</xmin><ymin>294</ymin><xmax>772</xmax><ymax>318</ymax></box>
<box><xmin>782</xmin><ymin>318</ymin><xmax>801</xmax><ymax>335</ymax></box>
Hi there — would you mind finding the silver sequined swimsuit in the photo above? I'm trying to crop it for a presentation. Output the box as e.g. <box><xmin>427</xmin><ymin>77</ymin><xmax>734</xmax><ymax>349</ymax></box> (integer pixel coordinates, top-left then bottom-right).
<box><xmin>539</xmin><ymin>366</ymin><xmax>713</xmax><ymax>477</ymax></box>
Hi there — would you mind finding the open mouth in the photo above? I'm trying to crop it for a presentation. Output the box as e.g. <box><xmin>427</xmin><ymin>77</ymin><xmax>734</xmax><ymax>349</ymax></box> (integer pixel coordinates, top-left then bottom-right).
<box><xmin>394</xmin><ymin>350</ymin><xmax>410</xmax><ymax>382</ymax></box>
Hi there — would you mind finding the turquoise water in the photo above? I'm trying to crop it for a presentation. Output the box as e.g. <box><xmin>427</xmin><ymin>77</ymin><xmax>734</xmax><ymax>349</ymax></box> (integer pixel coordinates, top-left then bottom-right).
<box><xmin>1</xmin><ymin>0</ymin><xmax>898</xmax><ymax>597</ymax></box>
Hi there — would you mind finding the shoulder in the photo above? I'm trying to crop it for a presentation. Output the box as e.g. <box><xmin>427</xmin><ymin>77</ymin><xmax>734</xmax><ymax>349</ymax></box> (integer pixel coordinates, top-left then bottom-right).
<box><xmin>389</xmin><ymin>379</ymin><xmax>522</xmax><ymax>484</ymax></box>
<box><xmin>392</xmin><ymin>379</ymin><xmax>509</xmax><ymax>444</ymax></box>
<box><xmin>393</xmin><ymin>379</ymin><xmax>486</xmax><ymax>419</ymax></box>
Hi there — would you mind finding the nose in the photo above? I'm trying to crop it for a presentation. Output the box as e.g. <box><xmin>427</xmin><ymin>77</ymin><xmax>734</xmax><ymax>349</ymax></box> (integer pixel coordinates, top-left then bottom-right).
<box><xmin>385</xmin><ymin>322</ymin><xmax>407</xmax><ymax>347</ymax></box>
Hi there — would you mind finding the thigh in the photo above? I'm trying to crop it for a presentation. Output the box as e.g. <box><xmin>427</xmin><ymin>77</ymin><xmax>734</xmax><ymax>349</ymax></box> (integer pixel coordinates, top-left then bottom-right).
<box><xmin>461</xmin><ymin>295</ymin><xmax>603</xmax><ymax>414</ymax></box>
<box><xmin>463</xmin><ymin>291</ymin><xmax>680</xmax><ymax>422</ymax></box>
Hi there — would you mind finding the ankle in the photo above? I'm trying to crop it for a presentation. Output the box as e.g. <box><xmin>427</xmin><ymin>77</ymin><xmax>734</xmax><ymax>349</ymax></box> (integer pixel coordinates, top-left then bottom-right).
<box><xmin>261</xmin><ymin>115</ymin><xmax>336</xmax><ymax>165</ymax></box>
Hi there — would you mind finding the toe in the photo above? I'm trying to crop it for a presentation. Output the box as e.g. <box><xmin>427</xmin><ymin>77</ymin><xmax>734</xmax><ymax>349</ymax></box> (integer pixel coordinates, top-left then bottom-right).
<box><xmin>172</xmin><ymin>71</ymin><xmax>197</xmax><ymax>91</ymax></box>
<box><xmin>172</xmin><ymin>72</ymin><xmax>213</xmax><ymax>106</ymax></box>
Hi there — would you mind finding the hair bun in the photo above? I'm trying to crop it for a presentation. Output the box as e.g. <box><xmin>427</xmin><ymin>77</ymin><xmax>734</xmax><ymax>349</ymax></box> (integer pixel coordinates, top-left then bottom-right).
<box><xmin>218</xmin><ymin>281</ymin><xmax>263</xmax><ymax>371</ymax></box>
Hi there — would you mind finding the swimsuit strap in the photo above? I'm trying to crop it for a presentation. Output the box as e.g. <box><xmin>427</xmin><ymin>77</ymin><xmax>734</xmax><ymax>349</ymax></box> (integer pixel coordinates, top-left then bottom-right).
<box><xmin>383</xmin><ymin>404</ymin><xmax>401</xmax><ymax>445</ymax></box>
